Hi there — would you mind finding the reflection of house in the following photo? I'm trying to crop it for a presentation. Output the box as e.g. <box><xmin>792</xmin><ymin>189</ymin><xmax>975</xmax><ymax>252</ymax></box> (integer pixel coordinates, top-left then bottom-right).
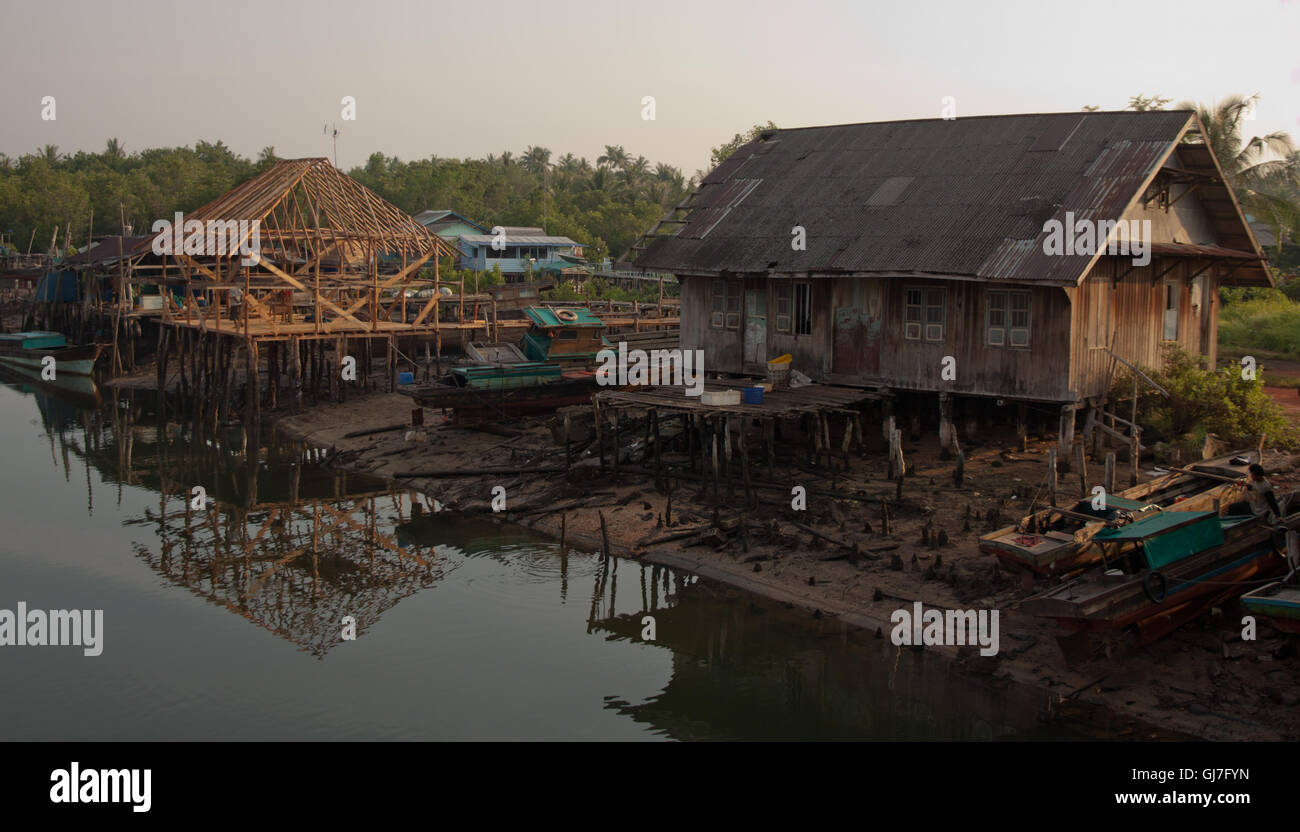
<box><xmin>458</xmin><ymin>227</ymin><xmax>586</xmax><ymax>281</ymax></box>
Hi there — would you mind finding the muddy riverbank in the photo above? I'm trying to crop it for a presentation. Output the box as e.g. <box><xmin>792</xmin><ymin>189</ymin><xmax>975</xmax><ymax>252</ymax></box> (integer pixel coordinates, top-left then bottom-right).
<box><xmin>268</xmin><ymin>388</ymin><xmax>1300</xmax><ymax>741</ymax></box>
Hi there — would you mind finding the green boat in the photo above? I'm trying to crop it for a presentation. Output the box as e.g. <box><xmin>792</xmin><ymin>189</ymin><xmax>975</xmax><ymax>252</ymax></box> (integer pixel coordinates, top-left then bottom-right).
<box><xmin>450</xmin><ymin>361</ymin><xmax>563</xmax><ymax>390</ymax></box>
<box><xmin>0</xmin><ymin>331</ymin><xmax>102</xmax><ymax>376</ymax></box>
<box><xmin>1241</xmin><ymin>581</ymin><xmax>1300</xmax><ymax>634</ymax></box>
<box><xmin>520</xmin><ymin>306</ymin><xmax>610</xmax><ymax>365</ymax></box>
<box><xmin>1241</xmin><ymin>533</ymin><xmax>1300</xmax><ymax>634</ymax></box>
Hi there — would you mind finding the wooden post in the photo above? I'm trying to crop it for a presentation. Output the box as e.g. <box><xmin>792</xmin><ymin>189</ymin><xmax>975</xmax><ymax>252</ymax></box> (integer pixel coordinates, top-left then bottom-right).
<box><xmin>563</xmin><ymin>412</ymin><xmax>572</xmax><ymax>476</ymax></box>
<box><xmin>1104</xmin><ymin>451</ymin><xmax>1116</xmax><ymax>494</ymax></box>
<box><xmin>1058</xmin><ymin>404</ymin><xmax>1075</xmax><ymax>459</ymax></box>
<box><xmin>1130</xmin><ymin>377</ymin><xmax>1139</xmax><ymax>487</ymax></box>
<box><xmin>738</xmin><ymin>417</ymin><xmax>753</xmax><ymax>508</ymax></box>
<box><xmin>1016</xmin><ymin>403</ymin><xmax>1028</xmax><ymax>452</ymax></box>
<box><xmin>938</xmin><ymin>392</ymin><xmax>955</xmax><ymax>457</ymax></box>
<box><xmin>953</xmin><ymin>448</ymin><xmax>965</xmax><ymax>487</ymax></box>
<box><xmin>290</xmin><ymin>336</ymin><xmax>302</xmax><ymax>413</ymax></box>
<box><xmin>765</xmin><ymin>417</ymin><xmax>776</xmax><ymax>481</ymax></box>
<box><xmin>651</xmin><ymin>410</ymin><xmax>662</xmax><ymax>489</ymax></box>
<box><xmin>1048</xmin><ymin>447</ymin><xmax>1058</xmax><ymax>507</ymax></box>
<box><xmin>594</xmin><ymin>399</ymin><xmax>604</xmax><ymax>474</ymax></box>
<box><xmin>1074</xmin><ymin>442</ymin><xmax>1087</xmax><ymax>497</ymax></box>
<box><xmin>611</xmin><ymin>406</ymin><xmax>620</xmax><ymax>479</ymax></box>
<box><xmin>711</xmin><ymin>418</ymin><xmax>720</xmax><ymax>507</ymax></box>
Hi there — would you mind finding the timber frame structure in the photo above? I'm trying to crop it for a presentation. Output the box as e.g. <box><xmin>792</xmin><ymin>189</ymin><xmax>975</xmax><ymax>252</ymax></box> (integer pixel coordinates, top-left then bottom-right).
<box><xmin>146</xmin><ymin>158</ymin><xmax>494</xmax><ymax>421</ymax></box>
<box><xmin>158</xmin><ymin>157</ymin><xmax>457</xmax><ymax>340</ymax></box>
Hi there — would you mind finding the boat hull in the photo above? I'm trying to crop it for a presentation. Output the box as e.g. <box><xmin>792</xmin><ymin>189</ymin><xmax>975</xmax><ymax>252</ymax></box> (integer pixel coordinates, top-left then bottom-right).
<box><xmin>402</xmin><ymin>374</ymin><xmax>597</xmax><ymax>423</ymax></box>
<box><xmin>1240</xmin><ymin>582</ymin><xmax>1300</xmax><ymax>634</ymax></box>
<box><xmin>0</xmin><ymin>343</ymin><xmax>102</xmax><ymax>376</ymax></box>
<box><xmin>1022</xmin><ymin>514</ymin><xmax>1298</xmax><ymax>646</ymax></box>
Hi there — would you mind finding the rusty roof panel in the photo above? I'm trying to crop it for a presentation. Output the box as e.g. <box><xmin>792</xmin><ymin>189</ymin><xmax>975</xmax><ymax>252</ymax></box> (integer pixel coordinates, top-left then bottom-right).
<box><xmin>635</xmin><ymin>111</ymin><xmax>1236</xmax><ymax>283</ymax></box>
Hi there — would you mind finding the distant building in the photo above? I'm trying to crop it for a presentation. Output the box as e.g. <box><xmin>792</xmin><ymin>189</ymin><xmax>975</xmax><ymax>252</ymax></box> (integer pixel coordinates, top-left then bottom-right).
<box><xmin>457</xmin><ymin>230</ymin><xmax>586</xmax><ymax>281</ymax></box>
<box><xmin>414</xmin><ymin>212</ymin><xmax>586</xmax><ymax>279</ymax></box>
<box><xmin>412</xmin><ymin>210</ymin><xmax>487</xmax><ymax>239</ymax></box>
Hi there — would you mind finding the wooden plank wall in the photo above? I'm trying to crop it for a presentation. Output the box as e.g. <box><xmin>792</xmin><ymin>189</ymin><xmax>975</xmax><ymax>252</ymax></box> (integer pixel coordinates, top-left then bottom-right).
<box><xmin>679</xmin><ymin>263</ymin><xmax>1220</xmax><ymax>404</ymax></box>
<box><xmin>1068</xmin><ymin>255</ymin><xmax>1220</xmax><ymax>399</ymax></box>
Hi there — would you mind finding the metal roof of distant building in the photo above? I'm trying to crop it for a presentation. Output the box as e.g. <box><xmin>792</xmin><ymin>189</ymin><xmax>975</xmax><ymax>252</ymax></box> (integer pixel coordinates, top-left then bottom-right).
<box><xmin>633</xmin><ymin>111</ymin><xmax>1267</xmax><ymax>285</ymax></box>
<box><xmin>460</xmin><ymin>234</ymin><xmax>579</xmax><ymax>246</ymax></box>
<box><xmin>66</xmin><ymin>235</ymin><xmax>154</xmax><ymax>266</ymax></box>
<box><xmin>413</xmin><ymin>209</ymin><xmax>487</xmax><ymax>232</ymax></box>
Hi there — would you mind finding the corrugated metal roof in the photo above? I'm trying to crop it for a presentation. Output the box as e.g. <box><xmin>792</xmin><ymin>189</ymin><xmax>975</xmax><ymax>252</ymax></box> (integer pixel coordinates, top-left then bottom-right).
<box><xmin>460</xmin><ymin>234</ymin><xmax>579</xmax><ymax>246</ymax></box>
<box><xmin>635</xmin><ymin>111</ymin><xmax>1264</xmax><ymax>284</ymax></box>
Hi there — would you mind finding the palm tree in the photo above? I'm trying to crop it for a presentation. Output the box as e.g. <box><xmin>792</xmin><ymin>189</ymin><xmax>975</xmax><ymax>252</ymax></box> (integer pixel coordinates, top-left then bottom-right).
<box><xmin>40</xmin><ymin>144</ymin><xmax>62</xmax><ymax>165</ymax></box>
<box><xmin>104</xmin><ymin>138</ymin><xmax>125</xmax><ymax>160</ymax></box>
<box><xmin>499</xmin><ymin>151</ymin><xmax>514</xmax><ymax>167</ymax></box>
<box><xmin>1178</xmin><ymin>95</ymin><xmax>1297</xmax><ymax>186</ymax></box>
<box><xmin>620</xmin><ymin>156</ymin><xmax>650</xmax><ymax>201</ymax></box>
<box><xmin>598</xmin><ymin>145</ymin><xmax>629</xmax><ymax>170</ymax></box>
<box><xmin>586</xmin><ymin>167</ymin><xmax>614</xmax><ymax>195</ymax></box>
<box><xmin>1179</xmin><ymin>95</ymin><xmax>1300</xmax><ymax>249</ymax></box>
<box><xmin>522</xmin><ymin>145</ymin><xmax>551</xmax><ymax>175</ymax></box>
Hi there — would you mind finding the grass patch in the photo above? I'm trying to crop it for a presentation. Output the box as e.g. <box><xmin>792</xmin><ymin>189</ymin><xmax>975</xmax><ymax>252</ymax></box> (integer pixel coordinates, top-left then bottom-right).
<box><xmin>1219</xmin><ymin>290</ymin><xmax>1300</xmax><ymax>361</ymax></box>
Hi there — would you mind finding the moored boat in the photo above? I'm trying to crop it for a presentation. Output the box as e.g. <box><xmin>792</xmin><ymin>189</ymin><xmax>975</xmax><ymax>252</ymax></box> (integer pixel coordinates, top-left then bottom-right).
<box><xmin>402</xmin><ymin>306</ymin><xmax>611</xmax><ymax>423</ymax></box>
<box><xmin>1240</xmin><ymin>581</ymin><xmax>1300</xmax><ymax>635</ymax></box>
<box><xmin>1021</xmin><ymin>501</ymin><xmax>1300</xmax><ymax>657</ymax></box>
<box><xmin>0</xmin><ymin>331</ymin><xmax>102</xmax><ymax>376</ymax></box>
<box><xmin>981</xmin><ymin>451</ymin><xmax>1255</xmax><ymax>577</ymax></box>
<box><xmin>1240</xmin><ymin>531</ymin><xmax>1300</xmax><ymax>634</ymax></box>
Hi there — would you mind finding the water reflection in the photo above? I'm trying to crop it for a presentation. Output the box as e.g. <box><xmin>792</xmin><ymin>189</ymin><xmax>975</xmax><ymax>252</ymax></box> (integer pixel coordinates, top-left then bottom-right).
<box><xmin>0</xmin><ymin>369</ymin><xmax>1174</xmax><ymax>740</ymax></box>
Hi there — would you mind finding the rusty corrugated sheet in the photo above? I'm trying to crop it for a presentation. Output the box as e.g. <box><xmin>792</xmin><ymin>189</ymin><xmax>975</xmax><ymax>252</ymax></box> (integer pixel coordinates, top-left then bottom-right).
<box><xmin>634</xmin><ymin>110</ymin><xmax>1253</xmax><ymax>284</ymax></box>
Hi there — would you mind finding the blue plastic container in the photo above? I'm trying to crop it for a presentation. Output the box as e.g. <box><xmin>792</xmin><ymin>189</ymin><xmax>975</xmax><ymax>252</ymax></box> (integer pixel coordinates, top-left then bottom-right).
<box><xmin>398</xmin><ymin>371</ymin><xmax>415</xmax><ymax>386</ymax></box>
<box><xmin>743</xmin><ymin>386</ymin><xmax>764</xmax><ymax>404</ymax></box>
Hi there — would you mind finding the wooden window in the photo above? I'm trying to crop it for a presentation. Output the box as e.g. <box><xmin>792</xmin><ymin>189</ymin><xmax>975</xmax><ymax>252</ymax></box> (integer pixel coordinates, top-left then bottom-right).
<box><xmin>905</xmin><ymin>287</ymin><xmax>945</xmax><ymax>341</ymax></box>
<box><xmin>793</xmin><ymin>282</ymin><xmax>812</xmax><ymax>335</ymax></box>
<box><xmin>774</xmin><ymin>282</ymin><xmax>792</xmax><ymax>333</ymax></box>
<box><xmin>1163</xmin><ymin>281</ymin><xmax>1179</xmax><ymax>341</ymax></box>
<box><xmin>711</xmin><ymin>278</ymin><xmax>741</xmax><ymax>330</ymax></box>
<box><xmin>987</xmin><ymin>290</ymin><xmax>1031</xmax><ymax>348</ymax></box>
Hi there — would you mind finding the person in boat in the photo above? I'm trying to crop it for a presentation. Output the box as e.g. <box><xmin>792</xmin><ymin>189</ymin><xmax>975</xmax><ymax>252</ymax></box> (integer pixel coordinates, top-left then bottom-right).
<box><xmin>1226</xmin><ymin>464</ymin><xmax>1282</xmax><ymax>519</ymax></box>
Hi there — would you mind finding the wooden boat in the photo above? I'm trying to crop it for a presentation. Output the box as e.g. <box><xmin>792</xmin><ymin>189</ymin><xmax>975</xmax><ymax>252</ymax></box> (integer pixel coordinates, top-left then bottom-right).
<box><xmin>401</xmin><ymin>370</ymin><xmax>597</xmax><ymax>423</ymax></box>
<box><xmin>1240</xmin><ymin>531</ymin><xmax>1300</xmax><ymax>634</ymax></box>
<box><xmin>1021</xmin><ymin>502</ymin><xmax>1300</xmax><ymax>657</ymax></box>
<box><xmin>1240</xmin><ymin>582</ymin><xmax>1300</xmax><ymax>634</ymax></box>
<box><xmin>981</xmin><ymin>451</ymin><xmax>1255</xmax><ymax>577</ymax></box>
<box><xmin>402</xmin><ymin>306</ymin><xmax>613</xmax><ymax>423</ymax></box>
<box><xmin>520</xmin><ymin>306</ymin><xmax>610</xmax><ymax>367</ymax></box>
<box><xmin>0</xmin><ymin>331</ymin><xmax>102</xmax><ymax>376</ymax></box>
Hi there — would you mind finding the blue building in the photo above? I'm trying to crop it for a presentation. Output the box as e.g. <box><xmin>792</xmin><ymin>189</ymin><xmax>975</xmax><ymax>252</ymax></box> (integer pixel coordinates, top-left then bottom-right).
<box><xmin>457</xmin><ymin>226</ymin><xmax>587</xmax><ymax>281</ymax></box>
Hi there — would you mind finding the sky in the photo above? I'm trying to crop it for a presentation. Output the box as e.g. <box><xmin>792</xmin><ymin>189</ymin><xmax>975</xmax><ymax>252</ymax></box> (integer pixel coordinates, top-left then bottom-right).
<box><xmin>1</xmin><ymin>0</ymin><xmax>1299</xmax><ymax>176</ymax></box>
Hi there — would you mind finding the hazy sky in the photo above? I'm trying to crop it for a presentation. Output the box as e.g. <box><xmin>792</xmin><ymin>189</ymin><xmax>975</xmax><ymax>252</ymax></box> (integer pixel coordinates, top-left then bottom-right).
<box><xmin>2</xmin><ymin>0</ymin><xmax>1298</xmax><ymax>176</ymax></box>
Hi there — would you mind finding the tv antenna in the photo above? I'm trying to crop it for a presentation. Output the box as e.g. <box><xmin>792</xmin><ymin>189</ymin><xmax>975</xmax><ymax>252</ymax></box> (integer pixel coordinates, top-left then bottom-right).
<box><xmin>324</xmin><ymin>122</ymin><xmax>341</xmax><ymax>167</ymax></box>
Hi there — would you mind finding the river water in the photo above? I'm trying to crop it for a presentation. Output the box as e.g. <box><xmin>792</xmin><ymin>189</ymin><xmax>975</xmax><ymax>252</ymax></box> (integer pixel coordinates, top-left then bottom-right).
<box><xmin>0</xmin><ymin>371</ymin><xmax>1148</xmax><ymax>740</ymax></box>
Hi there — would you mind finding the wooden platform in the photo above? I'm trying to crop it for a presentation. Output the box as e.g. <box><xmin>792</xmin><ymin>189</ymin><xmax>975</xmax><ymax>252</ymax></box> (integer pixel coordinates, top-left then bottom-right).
<box><xmin>163</xmin><ymin>316</ymin><xmax>527</xmax><ymax>343</ymax></box>
<box><xmin>595</xmin><ymin>380</ymin><xmax>880</xmax><ymax>418</ymax></box>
